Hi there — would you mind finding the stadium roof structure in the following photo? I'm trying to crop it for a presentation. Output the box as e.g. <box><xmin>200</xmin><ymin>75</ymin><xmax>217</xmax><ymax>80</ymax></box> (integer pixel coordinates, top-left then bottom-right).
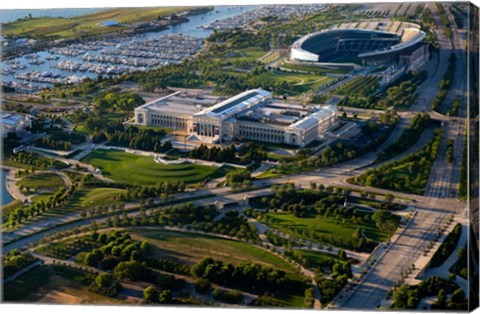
<box><xmin>291</xmin><ymin>22</ymin><xmax>426</xmax><ymax>64</ymax></box>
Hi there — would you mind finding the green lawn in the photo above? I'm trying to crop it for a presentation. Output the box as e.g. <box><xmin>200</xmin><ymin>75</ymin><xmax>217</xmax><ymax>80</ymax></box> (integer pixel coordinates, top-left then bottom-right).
<box><xmin>292</xmin><ymin>249</ymin><xmax>356</xmax><ymax>270</ymax></box>
<box><xmin>131</xmin><ymin>228</ymin><xmax>306</xmax><ymax>307</ymax></box>
<box><xmin>226</xmin><ymin>46</ymin><xmax>267</xmax><ymax>63</ymax></box>
<box><xmin>252</xmin><ymin>71</ymin><xmax>332</xmax><ymax>94</ymax></box>
<box><xmin>82</xmin><ymin>149</ymin><xmax>225</xmax><ymax>186</ymax></box>
<box><xmin>3</xmin><ymin>265</ymin><xmax>122</xmax><ymax>304</ymax></box>
<box><xmin>280</xmin><ymin>62</ymin><xmax>353</xmax><ymax>75</ymax></box>
<box><xmin>131</xmin><ymin>228</ymin><xmax>298</xmax><ymax>275</ymax></box>
<box><xmin>256</xmin><ymin>168</ymin><xmax>283</xmax><ymax>179</ymax></box>
<box><xmin>262</xmin><ymin>212</ymin><xmax>389</xmax><ymax>248</ymax></box>
<box><xmin>79</xmin><ymin>187</ymin><xmax>126</xmax><ymax>207</ymax></box>
<box><xmin>17</xmin><ymin>173</ymin><xmax>64</xmax><ymax>192</ymax></box>
<box><xmin>3</xmin><ymin>7</ymin><xmax>197</xmax><ymax>39</ymax></box>
<box><xmin>59</xmin><ymin>187</ymin><xmax>126</xmax><ymax>211</ymax></box>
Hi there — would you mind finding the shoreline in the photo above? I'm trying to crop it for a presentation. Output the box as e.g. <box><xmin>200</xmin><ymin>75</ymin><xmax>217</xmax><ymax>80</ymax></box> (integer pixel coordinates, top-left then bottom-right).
<box><xmin>2</xmin><ymin>6</ymin><xmax>215</xmax><ymax>60</ymax></box>
<box><xmin>2</xmin><ymin>167</ymin><xmax>29</xmax><ymax>204</ymax></box>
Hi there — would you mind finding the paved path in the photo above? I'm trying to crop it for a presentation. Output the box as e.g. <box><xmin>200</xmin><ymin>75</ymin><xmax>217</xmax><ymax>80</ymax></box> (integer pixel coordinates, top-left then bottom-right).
<box><xmin>4</xmin><ymin>168</ymin><xmax>30</xmax><ymax>202</ymax></box>
<box><xmin>3</xmin><ymin>259</ymin><xmax>44</xmax><ymax>284</ymax></box>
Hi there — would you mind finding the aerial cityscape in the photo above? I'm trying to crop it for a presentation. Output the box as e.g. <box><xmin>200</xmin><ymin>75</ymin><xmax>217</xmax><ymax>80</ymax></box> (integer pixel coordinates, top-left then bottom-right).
<box><xmin>0</xmin><ymin>1</ymin><xmax>479</xmax><ymax>311</ymax></box>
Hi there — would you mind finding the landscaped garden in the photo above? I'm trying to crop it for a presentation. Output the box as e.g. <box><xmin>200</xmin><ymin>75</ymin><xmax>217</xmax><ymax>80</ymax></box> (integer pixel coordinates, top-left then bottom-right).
<box><xmin>82</xmin><ymin>149</ymin><xmax>228</xmax><ymax>186</ymax></box>
<box><xmin>16</xmin><ymin>173</ymin><xmax>65</xmax><ymax>194</ymax></box>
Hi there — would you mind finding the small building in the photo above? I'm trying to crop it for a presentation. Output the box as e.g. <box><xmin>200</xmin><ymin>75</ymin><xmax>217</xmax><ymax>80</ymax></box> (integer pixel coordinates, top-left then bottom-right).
<box><xmin>0</xmin><ymin>112</ymin><xmax>32</xmax><ymax>137</ymax></box>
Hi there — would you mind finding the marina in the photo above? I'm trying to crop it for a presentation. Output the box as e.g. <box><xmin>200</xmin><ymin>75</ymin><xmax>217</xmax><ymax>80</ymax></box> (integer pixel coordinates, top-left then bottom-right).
<box><xmin>203</xmin><ymin>4</ymin><xmax>326</xmax><ymax>30</ymax></box>
<box><xmin>1</xmin><ymin>6</ymin><xmax>254</xmax><ymax>92</ymax></box>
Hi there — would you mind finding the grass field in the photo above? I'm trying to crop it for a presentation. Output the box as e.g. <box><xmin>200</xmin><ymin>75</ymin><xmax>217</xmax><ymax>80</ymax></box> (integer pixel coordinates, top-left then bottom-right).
<box><xmin>82</xmin><ymin>149</ymin><xmax>225</xmax><ymax>186</ymax></box>
<box><xmin>335</xmin><ymin>75</ymin><xmax>380</xmax><ymax>98</ymax></box>
<box><xmin>58</xmin><ymin>187</ymin><xmax>126</xmax><ymax>212</ymax></box>
<box><xmin>226</xmin><ymin>47</ymin><xmax>267</xmax><ymax>63</ymax></box>
<box><xmin>131</xmin><ymin>228</ymin><xmax>298</xmax><ymax>274</ymax></box>
<box><xmin>3</xmin><ymin>7</ymin><xmax>195</xmax><ymax>39</ymax></box>
<box><xmin>252</xmin><ymin>71</ymin><xmax>332</xmax><ymax>94</ymax></box>
<box><xmin>292</xmin><ymin>249</ymin><xmax>353</xmax><ymax>269</ymax></box>
<box><xmin>78</xmin><ymin>187</ymin><xmax>126</xmax><ymax>208</ymax></box>
<box><xmin>3</xmin><ymin>265</ymin><xmax>122</xmax><ymax>304</ymax></box>
<box><xmin>280</xmin><ymin>62</ymin><xmax>353</xmax><ymax>75</ymax></box>
<box><xmin>262</xmin><ymin>212</ymin><xmax>389</xmax><ymax>248</ymax></box>
<box><xmin>131</xmin><ymin>228</ymin><xmax>305</xmax><ymax>307</ymax></box>
<box><xmin>258</xmin><ymin>50</ymin><xmax>280</xmax><ymax>64</ymax></box>
<box><xmin>255</xmin><ymin>168</ymin><xmax>283</xmax><ymax>179</ymax></box>
<box><xmin>16</xmin><ymin>173</ymin><xmax>65</xmax><ymax>192</ymax></box>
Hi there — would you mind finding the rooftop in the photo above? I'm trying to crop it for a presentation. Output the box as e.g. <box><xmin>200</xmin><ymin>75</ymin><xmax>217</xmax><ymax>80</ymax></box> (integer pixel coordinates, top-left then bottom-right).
<box><xmin>196</xmin><ymin>88</ymin><xmax>272</xmax><ymax>118</ymax></box>
<box><xmin>1</xmin><ymin>112</ymin><xmax>29</xmax><ymax>126</ymax></box>
<box><xmin>289</xmin><ymin>105</ymin><xmax>338</xmax><ymax>131</ymax></box>
<box><xmin>136</xmin><ymin>92</ymin><xmax>220</xmax><ymax>116</ymax></box>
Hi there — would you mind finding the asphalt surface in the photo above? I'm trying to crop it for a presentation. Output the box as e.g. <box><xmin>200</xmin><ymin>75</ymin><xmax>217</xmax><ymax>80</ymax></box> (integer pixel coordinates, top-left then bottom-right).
<box><xmin>1</xmin><ymin>4</ymin><xmax>470</xmax><ymax>310</ymax></box>
<box><xmin>337</xmin><ymin>3</ymin><xmax>468</xmax><ymax>309</ymax></box>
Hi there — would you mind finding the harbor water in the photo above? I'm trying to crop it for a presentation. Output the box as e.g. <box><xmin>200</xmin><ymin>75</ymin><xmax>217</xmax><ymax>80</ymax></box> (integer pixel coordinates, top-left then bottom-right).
<box><xmin>2</xmin><ymin>6</ymin><xmax>256</xmax><ymax>91</ymax></box>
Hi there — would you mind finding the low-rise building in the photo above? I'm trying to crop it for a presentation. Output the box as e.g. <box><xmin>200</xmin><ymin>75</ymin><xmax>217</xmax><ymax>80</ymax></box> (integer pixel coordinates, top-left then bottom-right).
<box><xmin>0</xmin><ymin>112</ymin><xmax>32</xmax><ymax>137</ymax></box>
<box><xmin>134</xmin><ymin>89</ymin><xmax>338</xmax><ymax>147</ymax></box>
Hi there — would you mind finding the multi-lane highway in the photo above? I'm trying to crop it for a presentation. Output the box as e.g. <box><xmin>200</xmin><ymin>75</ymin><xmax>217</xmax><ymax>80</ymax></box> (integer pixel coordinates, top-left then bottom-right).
<box><xmin>338</xmin><ymin>3</ymin><xmax>468</xmax><ymax>309</ymax></box>
<box><xmin>0</xmin><ymin>4</ymin><xmax>471</xmax><ymax>310</ymax></box>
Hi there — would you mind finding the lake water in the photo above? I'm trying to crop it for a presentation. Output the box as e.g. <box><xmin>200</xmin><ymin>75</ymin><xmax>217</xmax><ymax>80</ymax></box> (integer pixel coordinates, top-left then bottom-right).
<box><xmin>1</xmin><ymin>6</ymin><xmax>257</xmax><ymax>197</ymax></box>
<box><xmin>2</xmin><ymin>6</ymin><xmax>256</xmax><ymax>89</ymax></box>
<box><xmin>1</xmin><ymin>170</ymin><xmax>14</xmax><ymax>206</ymax></box>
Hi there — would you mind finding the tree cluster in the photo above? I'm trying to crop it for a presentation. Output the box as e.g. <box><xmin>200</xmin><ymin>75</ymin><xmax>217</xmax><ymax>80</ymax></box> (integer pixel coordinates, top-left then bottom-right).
<box><xmin>393</xmin><ymin>276</ymin><xmax>465</xmax><ymax>309</ymax></box>
<box><xmin>76</xmin><ymin>231</ymin><xmax>151</xmax><ymax>270</ymax></box>
<box><xmin>189</xmin><ymin>144</ymin><xmax>237</xmax><ymax>163</ymax></box>
<box><xmin>431</xmin><ymin>53</ymin><xmax>456</xmax><ymax>112</ymax></box>
<box><xmin>3</xmin><ymin>250</ymin><xmax>36</xmax><ymax>278</ymax></box>
<box><xmin>8</xmin><ymin>151</ymin><xmax>67</xmax><ymax>170</ymax></box>
<box><xmin>93</xmin><ymin>91</ymin><xmax>145</xmax><ymax>113</ymax></box>
<box><xmin>379</xmin><ymin>112</ymin><xmax>431</xmax><ymax>160</ymax></box>
<box><xmin>429</xmin><ymin>224</ymin><xmax>462</xmax><ymax>268</ymax></box>
<box><xmin>92</xmin><ymin>123</ymin><xmax>171</xmax><ymax>153</ymax></box>
<box><xmin>353</xmin><ymin>129</ymin><xmax>442</xmax><ymax>193</ymax></box>
<box><xmin>225</xmin><ymin>169</ymin><xmax>252</xmax><ymax>190</ymax></box>
<box><xmin>212</xmin><ymin>288</ymin><xmax>244</xmax><ymax>304</ymax></box>
<box><xmin>192</xmin><ymin>257</ymin><xmax>287</xmax><ymax>293</ymax></box>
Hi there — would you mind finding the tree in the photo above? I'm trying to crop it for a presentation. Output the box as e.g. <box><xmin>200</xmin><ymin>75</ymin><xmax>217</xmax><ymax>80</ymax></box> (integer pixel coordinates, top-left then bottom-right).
<box><xmin>384</xmin><ymin>193</ymin><xmax>394</xmax><ymax>204</ymax></box>
<box><xmin>143</xmin><ymin>285</ymin><xmax>159</xmax><ymax>304</ymax></box>
<box><xmin>193</xmin><ymin>278</ymin><xmax>211</xmax><ymax>294</ymax></box>
<box><xmin>114</xmin><ymin>261</ymin><xmax>149</xmax><ymax>281</ymax></box>
<box><xmin>140</xmin><ymin>241</ymin><xmax>151</xmax><ymax>255</ymax></box>
<box><xmin>451</xmin><ymin>288</ymin><xmax>465</xmax><ymax>304</ymax></box>
<box><xmin>159</xmin><ymin>289</ymin><xmax>173</xmax><ymax>303</ymax></box>
<box><xmin>436</xmin><ymin>289</ymin><xmax>447</xmax><ymax>308</ymax></box>
<box><xmin>95</xmin><ymin>273</ymin><xmax>113</xmax><ymax>288</ymax></box>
